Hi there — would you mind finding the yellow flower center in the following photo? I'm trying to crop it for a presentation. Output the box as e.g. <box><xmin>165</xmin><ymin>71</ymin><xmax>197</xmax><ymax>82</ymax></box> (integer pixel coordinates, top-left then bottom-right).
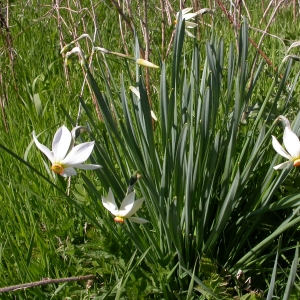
<box><xmin>293</xmin><ymin>159</ymin><xmax>300</xmax><ymax>167</ymax></box>
<box><xmin>114</xmin><ymin>216</ymin><xmax>125</xmax><ymax>223</ymax></box>
<box><xmin>51</xmin><ymin>163</ymin><xmax>64</xmax><ymax>174</ymax></box>
<box><xmin>174</xmin><ymin>20</ymin><xmax>177</xmax><ymax>25</ymax></box>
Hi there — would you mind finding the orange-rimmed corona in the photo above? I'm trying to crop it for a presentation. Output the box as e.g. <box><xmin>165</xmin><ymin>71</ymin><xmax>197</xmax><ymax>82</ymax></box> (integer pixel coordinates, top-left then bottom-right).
<box><xmin>51</xmin><ymin>164</ymin><xmax>65</xmax><ymax>174</ymax></box>
<box><xmin>114</xmin><ymin>217</ymin><xmax>125</xmax><ymax>224</ymax></box>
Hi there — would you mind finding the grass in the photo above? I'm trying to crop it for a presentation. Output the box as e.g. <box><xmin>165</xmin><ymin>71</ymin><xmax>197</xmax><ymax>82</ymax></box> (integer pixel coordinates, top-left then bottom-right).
<box><xmin>1</xmin><ymin>0</ymin><xmax>300</xmax><ymax>299</ymax></box>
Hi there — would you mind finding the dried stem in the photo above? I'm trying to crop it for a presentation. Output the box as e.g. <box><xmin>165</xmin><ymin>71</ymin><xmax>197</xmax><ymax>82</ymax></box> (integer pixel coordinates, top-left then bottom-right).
<box><xmin>193</xmin><ymin>0</ymin><xmax>200</xmax><ymax>39</ymax></box>
<box><xmin>241</xmin><ymin>0</ymin><xmax>251</xmax><ymax>21</ymax></box>
<box><xmin>55</xmin><ymin>0</ymin><xmax>71</xmax><ymax>90</ymax></box>
<box><xmin>165</xmin><ymin>30</ymin><xmax>175</xmax><ymax>59</ymax></box>
<box><xmin>0</xmin><ymin>275</ymin><xmax>97</xmax><ymax>293</ymax></box>
<box><xmin>256</xmin><ymin>0</ymin><xmax>285</xmax><ymax>59</ymax></box>
<box><xmin>261</xmin><ymin>0</ymin><xmax>265</xmax><ymax>12</ymax></box>
<box><xmin>249</xmin><ymin>0</ymin><xmax>285</xmax><ymax>84</ymax></box>
<box><xmin>0</xmin><ymin>4</ymin><xmax>18</xmax><ymax>92</ymax></box>
<box><xmin>260</xmin><ymin>0</ymin><xmax>276</xmax><ymax>25</ymax></box>
<box><xmin>75</xmin><ymin>0</ymin><xmax>102</xmax><ymax>122</ymax></box>
<box><xmin>109</xmin><ymin>0</ymin><xmax>145</xmax><ymax>56</ymax></box>
<box><xmin>160</xmin><ymin>0</ymin><xmax>166</xmax><ymax>58</ymax></box>
<box><xmin>197</xmin><ymin>1</ymin><xmax>205</xmax><ymax>39</ymax></box>
<box><xmin>109</xmin><ymin>0</ymin><xmax>135</xmax><ymax>35</ymax></box>
<box><xmin>0</xmin><ymin>2</ymin><xmax>15</xmax><ymax>132</ymax></box>
<box><xmin>60</xmin><ymin>3</ymin><xmax>102</xmax><ymax>195</ymax></box>
<box><xmin>0</xmin><ymin>72</ymin><xmax>9</xmax><ymax>132</ymax></box>
<box><xmin>216</xmin><ymin>0</ymin><xmax>280</xmax><ymax>77</ymax></box>
<box><xmin>233</xmin><ymin>0</ymin><xmax>239</xmax><ymax>51</ymax></box>
<box><xmin>249</xmin><ymin>25</ymin><xmax>285</xmax><ymax>48</ymax></box>
<box><xmin>14</xmin><ymin>6</ymin><xmax>55</xmax><ymax>39</ymax></box>
<box><xmin>164</xmin><ymin>0</ymin><xmax>173</xmax><ymax>25</ymax></box>
<box><xmin>118</xmin><ymin>0</ymin><xmax>129</xmax><ymax>55</ymax></box>
<box><xmin>142</xmin><ymin>0</ymin><xmax>152</xmax><ymax>105</ymax></box>
<box><xmin>163</xmin><ymin>0</ymin><xmax>174</xmax><ymax>57</ymax></box>
<box><xmin>124</xmin><ymin>0</ymin><xmax>135</xmax><ymax>31</ymax></box>
<box><xmin>277</xmin><ymin>115</ymin><xmax>291</xmax><ymax>129</ymax></box>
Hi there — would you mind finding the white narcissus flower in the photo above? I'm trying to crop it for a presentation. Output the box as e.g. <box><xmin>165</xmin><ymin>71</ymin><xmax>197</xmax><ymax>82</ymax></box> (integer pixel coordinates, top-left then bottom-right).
<box><xmin>102</xmin><ymin>188</ymin><xmax>148</xmax><ymax>224</ymax></box>
<box><xmin>272</xmin><ymin>126</ymin><xmax>300</xmax><ymax>170</ymax></box>
<box><xmin>175</xmin><ymin>8</ymin><xmax>215</xmax><ymax>38</ymax></box>
<box><xmin>33</xmin><ymin>125</ymin><xmax>102</xmax><ymax>177</ymax></box>
<box><xmin>129</xmin><ymin>86</ymin><xmax>158</xmax><ymax>121</ymax></box>
<box><xmin>175</xmin><ymin>8</ymin><xmax>199</xmax><ymax>38</ymax></box>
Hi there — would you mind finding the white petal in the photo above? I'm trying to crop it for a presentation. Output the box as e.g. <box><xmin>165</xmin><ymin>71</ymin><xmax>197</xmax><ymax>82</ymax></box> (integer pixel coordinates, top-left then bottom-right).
<box><xmin>185</xmin><ymin>21</ymin><xmax>198</xmax><ymax>28</ymax></box>
<box><xmin>283</xmin><ymin>127</ymin><xmax>300</xmax><ymax>159</ymax></box>
<box><xmin>62</xmin><ymin>141</ymin><xmax>95</xmax><ymax>165</ymax></box>
<box><xmin>129</xmin><ymin>86</ymin><xmax>140</xmax><ymax>99</ymax></box>
<box><xmin>61</xmin><ymin>167</ymin><xmax>77</xmax><ymax>177</ymax></box>
<box><xmin>151</xmin><ymin>110</ymin><xmax>157</xmax><ymax>121</ymax></box>
<box><xmin>33</xmin><ymin>131</ymin><xmax>54</xmax><ymax>163</ymax></box>
<box><xmin>128</xmin><ymin>217</ymin><xmax>149</xmax><ymax>224</ymax></box>
<box><xmin>119</xmin><ymin>192</ymin><xmax>135</xmax><ymax>215</ymax></box>
<box><xmin>102</xmin><ymin>188</ymin><xmax>118</xmax><ymax>215</ymax></box>
<box><xmin>124</xmin><ymin>198</ymin><xmax>145</xmax><ymax>217</ymax></box>
<box><xmin>52</xmin><ymin>126</ymin><xmax>72</xmax><ymax>162</ymax></box>
<box><xmin>181</xmin><ymin>8</ymin><xmax>193</xmax><ymax>16</ymax></box>
<box><xmin>68</xmin><ymin>163</ymin><xmax>102</xmax><ymax>170</ymax></box>
<box><xmin>273</xmin><ymin>161</ymin><xmax>292</xmax><ymax>170</ymax></box>
<box><xmin>183</xmin><ymin>12</ymin><xmax>198</xmax><ymax>20</ymax></box>
<box><xmin>198</xmin><ymin>8</ymin><xmax>215</xmax><ymax>15</ymax></box>
<box><xmin>176</xmin><ymin>8</ymin><xmax>193</xmax><ymax>20</ymax></box>
<box><xmin>271</xmin><ymin>136</ymin><xmax>292</xmax><ymax>160</ymax></box>
<box><xmin>185</xmin><ymin>29</ymin><xmax>196</xmax><ymax>38</ymax></box>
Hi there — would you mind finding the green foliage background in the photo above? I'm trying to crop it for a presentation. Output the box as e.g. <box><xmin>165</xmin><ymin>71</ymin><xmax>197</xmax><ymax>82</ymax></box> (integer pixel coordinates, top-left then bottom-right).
<box><xmin>0</xmin><ymin>0</ymin><xmax>300</xmax><ymax>299</ymax></box>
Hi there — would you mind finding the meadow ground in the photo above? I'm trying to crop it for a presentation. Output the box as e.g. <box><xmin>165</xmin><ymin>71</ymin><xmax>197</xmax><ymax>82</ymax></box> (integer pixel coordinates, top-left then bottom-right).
<box><xmin>0</xmin><ymin>1</ymin><xmax>300</xmax><ymax>299</ymax></box>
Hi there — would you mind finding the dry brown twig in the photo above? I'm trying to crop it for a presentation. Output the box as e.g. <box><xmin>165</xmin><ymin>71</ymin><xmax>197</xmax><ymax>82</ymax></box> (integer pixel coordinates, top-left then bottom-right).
<box><xmin>138</xmin><ymin>0</ymin><xmax>152</xmax><ymax>106</ymax></box>
<box><xmin>160</xmin><ymin>0</ymin><xmax>166</xmax><ymax>58</ymax></box>
<box><xmin>260</xmin><ymin>0</ymin><xmax>276</xmax><ymax>25</ymax></box>
<box><xmin>0</xmin><ymin>275</ymin><xmax>97</xmax><ymax>293</ymax></box>
<box><xmin>164</xmin><ymin>0</ymin><xmax>173</xmax><ymax>25</ymax></box>
<box><xmin>0</xmin><ymin>2</ymin><xmax>16</xmax><ymax>132</ymax></box>
<box><xmin>293</xmin><ymin>0</ymin><xmax>297</xmax><ymax>22</ymax></box>
<box><xmin>158</xmin><ymin>0</ymin><xmax>174</xmax><ymax>59</ymax></box>
<box><xmin>118</xmin><ymin>0</ymin><xmax>129</xmax><ymax>55</ymax></box>
<box><xmin>109</xmin><ymin>0</ymin><xmax>146</xmax><ymax>57</ymax></box>
<box><xmin>249</xmin><ymin>0</ymin><xmax>285</xmax><ymax>84</ymax></box>
<box><xmin>257</xmin><ymin>0</ymin><xmax>285</xmax><ymax>56</ymax></box>
<box><xmin>216</xmin><ymin>0</ymin><xmax>279</xmax><ymax>77</ymax></box>
<box><xmin>165</xmin><ymin>29</ymin><xmax>175</xmax><ymax>59</ymax></box>
<box><xmin>233</xmin><ymin>0</ymin><xmax>240</xmax><ymax>51</ymax></box>
<box><xmin>154</xmin><ymin>0</ymin><xmax>174</xmax><ymax>58</ymax></box>
<box><xmin>241</xmin><ymin>0</ymin><xmax>251</xmax><ymax>21</ymax></box>
<box><xmin>0</xmin><ymin>72</ymin><xmax>9</xmax><ymax>133</ymax></box>
<box><xmin>55</xmin><ymin>0</ymin><xmax>71</xmax><ymax>90</ymax></box>
<box><xmin>15</xmin><ymin>6</ymin><xmax>56</xmax><ymax>39</ymax></box>
<box><xmin>249</xmin><ymin>25</ymin><xmax>285</xmax><ymax>48</ymax></box>
<box><xmin>109</xmin><ymin>0</ymin><xmax>135</xmax><ymax>36</ymax></box>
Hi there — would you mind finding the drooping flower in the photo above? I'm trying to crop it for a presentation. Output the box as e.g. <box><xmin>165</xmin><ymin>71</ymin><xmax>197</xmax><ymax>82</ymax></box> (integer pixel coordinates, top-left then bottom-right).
<box><xmin>102</xmin><ymin>188</ymin><xmax>148</xmax><ymax>224</ymax></box>
<box><xmin>175</xmin><ymin>8</ymin><xmax>198</xmax><ymax>38</ymax></box>
<box><xmin>272</xmin><ymin>126</ymin><xmax>300</xmax><ymax>170</ymax></box>
<box><xmin>33</xmin><ymin>125</ymin><xmax>102</xmax><ymax>177</ymax></box>
<box><xmin>174</xmin><ymin>7</ymin><xmax>215</xmax><ymax>38</ymax></box>
<box><xmin>129</xmin><ymin>86</ymin><xmax>157</xmax><ymax>121</ymax></box>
